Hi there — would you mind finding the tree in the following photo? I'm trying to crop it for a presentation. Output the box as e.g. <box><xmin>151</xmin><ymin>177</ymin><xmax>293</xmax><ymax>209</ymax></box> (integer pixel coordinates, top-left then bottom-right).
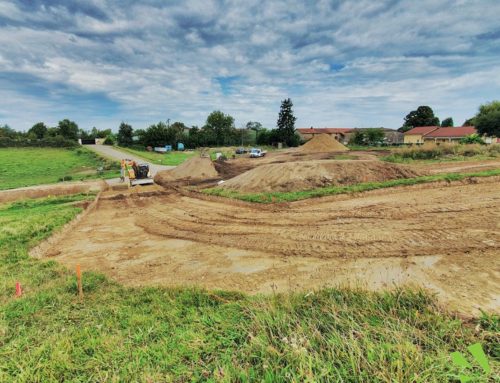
<box><xmin>365</xmin><ymin>128</ymin><xmax>385</xmax><ymax>145</ymax></box>
<box><xmin>117</xmin><ymin>122</ymin><xmax>134</xmax><ymax>147</ymax></box>
<box><xmin>0</xmin><ymin>124</ymin><xmax>18</xmax><ymax>138</ymax></box>
<box><xmin>246</xmin><ymin>121</ymin><xmax>263</xmax><ymax>131</ymax></box>
<box><xmin>349</xmin><ymin>129</ymin><xmax>385</xmax><ymax>146</ymax></box>
<box><xmin>462</xmin><ymin>118</ymin><xmax>476</xmax><ymax>126</ymax></box>
<box><xmin>399</xmin><ymin>106</ymin><xmax>440</xmax><ymax>132</ymax></box>
<box><xmin>441</xmin><ymin>117</ymin><xmax>454</xmax><ymax>127</ymax></box>
<box><xmin>205</xmin><ymin>111</ymin><xmax>236</xmax><ymax>146</ymax></box>
<box><xmin>57</xmin><ymin>119</ymin><xmax>79</xmax><ymax>140</ymax></box>
<box><xmin>29</xmin><ymin>122</ymin><xmax>48</xmax><ymax>139</ymax></box>
<box><xmin>474</xmin><ymin>100</ymin><xmax>500</xmax><ymax>137</ymax></box>
<box><xmin>276</xmin><ymin>98</ymin><xmax>298</xmax><ymax>146</ymax></box>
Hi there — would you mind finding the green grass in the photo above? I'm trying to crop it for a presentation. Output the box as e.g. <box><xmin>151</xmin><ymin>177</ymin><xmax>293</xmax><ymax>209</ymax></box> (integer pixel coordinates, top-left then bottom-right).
<box><xmin>204</xmin><ymin>168</ymin><xmax>500</xmax><ymax>203</ymax></box>
<box><xmin>0</xmin><ymin>147</ymin><xmax>120</xmax><ymax>190</ymax></box>
<box><xmin>0</xmin><ymin>195</ymin><xmax>498</xmax><ymax>381</ymax></box>
<box><xmin>118</xmin><ymin>146</ymin><xmax>196</xmax><ymax>166</ymax></box>
<box><xmin>383</xmin><ymin>154</ymin><xmax>499</xmax><ymax>164</ymax></box>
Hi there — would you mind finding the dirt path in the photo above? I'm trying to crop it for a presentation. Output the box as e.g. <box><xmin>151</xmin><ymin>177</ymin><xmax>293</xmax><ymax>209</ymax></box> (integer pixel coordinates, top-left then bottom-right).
<box><xmin>87</xmin><ymin>145</ymin><xmax>174</xmax><ymax>176</ymax></box>
<box><xmin>39</xmin><ymin>179</ymin><xmax>500</xmax><ymax>315</ymax></box>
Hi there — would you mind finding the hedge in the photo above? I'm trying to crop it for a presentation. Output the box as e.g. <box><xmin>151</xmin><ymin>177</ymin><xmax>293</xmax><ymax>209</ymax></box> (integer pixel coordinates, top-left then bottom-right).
<box><xmin>0</xmin><ymin>136</ymin><xmax>78</xmax><ymax>148</ymax></box>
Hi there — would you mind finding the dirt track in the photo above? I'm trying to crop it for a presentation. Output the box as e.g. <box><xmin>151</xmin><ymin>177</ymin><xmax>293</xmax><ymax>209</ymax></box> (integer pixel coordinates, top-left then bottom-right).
<box><xmin>39</xmin><ymin>177</ymin><xmax>500</xmax><ymax>315</ymax></box>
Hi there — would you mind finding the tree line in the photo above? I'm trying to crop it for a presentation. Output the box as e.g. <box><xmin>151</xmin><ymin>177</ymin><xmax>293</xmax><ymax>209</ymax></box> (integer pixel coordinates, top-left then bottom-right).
<box><xmin>1</xmin><ymin>98</ymin><xmax>301</xmax><ymax>149</ymax></box>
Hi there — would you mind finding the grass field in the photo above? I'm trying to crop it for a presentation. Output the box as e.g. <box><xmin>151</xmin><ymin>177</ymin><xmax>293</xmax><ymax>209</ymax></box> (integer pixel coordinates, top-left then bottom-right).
<box><xmin>204</xmin><ymin>168</ymin><xmax>500</xmax><ymax>203</ymax></box>
<box><xmin>118</xmin><ymin>147</ymin><xmax>196</xmax><ymax>166</ymax></box>
<box><xmin>0</xmin><ymin>148</ymin><xmax>120</xmax><ymax>190</ymax></box>
<box><xmin>0</xmin><ymin>195</ymin><xmax>498</xmax><ymax>382</ymax></box>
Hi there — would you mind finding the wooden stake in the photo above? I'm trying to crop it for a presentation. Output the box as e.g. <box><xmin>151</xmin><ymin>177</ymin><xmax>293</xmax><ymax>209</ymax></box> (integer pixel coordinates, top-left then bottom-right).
<box><xmin>76</xmin><ymin>264</ymin><xmax>83</xmax><ymax>300</ymax></box>
<box><xmin>15</xmin><ymin>281</ymin><xmax>22</xmax><ymax>297</ymax></box>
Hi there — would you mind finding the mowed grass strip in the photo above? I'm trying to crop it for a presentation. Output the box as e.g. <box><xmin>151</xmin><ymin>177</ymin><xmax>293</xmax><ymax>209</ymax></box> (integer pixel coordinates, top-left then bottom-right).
<box><xmin>204</xmin><ymin>168</ymin><xmax>500</xmax><ymax>203</ymax></box>
<box><xmin>118</xmin><ymin>146</ymin><xmax>196</xmax><ymax>166</ymax></box>
<box><xmin>0</xmin><ymin>147</ymin><xmax>120</xmax><ymax>190</ymax></box>
<box><xmin>0</xmin><ymin>195</ymin><xmax>498</xmax><ymax>381</ymax></box>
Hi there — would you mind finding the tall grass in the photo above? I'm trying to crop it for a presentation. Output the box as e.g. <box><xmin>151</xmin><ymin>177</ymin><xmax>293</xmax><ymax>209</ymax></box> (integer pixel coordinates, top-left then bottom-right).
<box><xmin>383</xmin><ymin>143</ymin><xmax>500</xmax><ymax>162</ymax></box>
<box><xmin>0</xmin><ymin>195</ymin><xmax>498</xmax><ymax>381</ymax></box>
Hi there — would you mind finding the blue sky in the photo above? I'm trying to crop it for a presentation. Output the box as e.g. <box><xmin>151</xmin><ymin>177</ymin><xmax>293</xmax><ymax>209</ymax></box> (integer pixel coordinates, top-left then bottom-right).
<box><xmin>0</xmin><ymin>0</ymin><xmax>499</xmax><ymax>131</ymax></box>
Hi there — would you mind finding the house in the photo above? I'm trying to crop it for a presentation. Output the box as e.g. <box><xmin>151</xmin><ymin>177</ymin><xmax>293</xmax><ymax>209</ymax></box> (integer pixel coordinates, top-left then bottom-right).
<box><xmin>403</xmin><ymin>126</ymin><xmax>440</xmax><ymax>144</ymax></box>
<box><xmin>297</xmin><ymin>128</ymin><xmax>354</xmax><ymax>143</ymax></box>
<box><xmin>423</xmin><ymin>126</ymin><xmax>477</xmax><ymax>143</ymax></box>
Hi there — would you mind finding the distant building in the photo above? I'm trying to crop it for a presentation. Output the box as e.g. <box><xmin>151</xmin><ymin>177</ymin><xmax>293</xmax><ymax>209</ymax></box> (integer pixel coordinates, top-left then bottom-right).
<box><xmin>403</xmin><ymin>126</ymin><xmax>479</xmax><ymax>144</ymax></box>
<box><xmin>403</xmin><ymin>126</ymin><xmax>440</xmax><ymax>144</ymax></box>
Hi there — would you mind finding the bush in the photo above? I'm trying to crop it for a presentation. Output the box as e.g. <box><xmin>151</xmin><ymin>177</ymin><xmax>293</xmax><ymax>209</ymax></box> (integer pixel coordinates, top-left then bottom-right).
<box><xmin>385</xmin><ymin>143</ymin><xmax>499</xmax><ymax>162</ymax></box>
<box><xmin>103</xmin><ymin>136</ymin><xmax>115</xmax><ymax>145</ymax></box>
<box><xmin>0</xmin><ymin>136</ymin><xmax>78</xmax><ymax>148</ymax></box>
<box><xmin>460</xmin><ymin>134</ymin><xmax>485</xmax><ymax>145</ymax></box>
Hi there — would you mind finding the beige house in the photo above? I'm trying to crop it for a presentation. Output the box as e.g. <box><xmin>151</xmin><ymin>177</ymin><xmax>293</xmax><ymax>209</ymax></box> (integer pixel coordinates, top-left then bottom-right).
<box><xmin>403</xmin><ymin>126</ymin><xmax>439</xmax><ymax>144</ymax></box>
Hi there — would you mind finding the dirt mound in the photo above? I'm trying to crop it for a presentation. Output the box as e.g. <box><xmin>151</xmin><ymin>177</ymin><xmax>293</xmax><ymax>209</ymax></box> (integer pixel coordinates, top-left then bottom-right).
<box><xmin>299</xmin><ymin>134</ymin><xmax>349</xmax><ymax>153</ymax></box>
<box><xmin>155</xmin><ymin>156</ymin><xmax>219</xmax><ymax>185</ymax></box>
<box><xmin>220</xmin><ymin>160</ymin><xmax>422</xmax><ymax>193</ymax></box>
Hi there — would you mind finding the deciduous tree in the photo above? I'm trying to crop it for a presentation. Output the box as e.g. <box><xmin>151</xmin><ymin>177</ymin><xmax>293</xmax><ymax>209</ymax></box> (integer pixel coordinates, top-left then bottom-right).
<box><xmin>474</xmin><ymin>100</ymin><xmax>500</xmax><ymax>137</ymax></box>
<box><xmin>399</xmin><ymin>106</ymin><xmax>440</xmax><ymax>132</ymax></box>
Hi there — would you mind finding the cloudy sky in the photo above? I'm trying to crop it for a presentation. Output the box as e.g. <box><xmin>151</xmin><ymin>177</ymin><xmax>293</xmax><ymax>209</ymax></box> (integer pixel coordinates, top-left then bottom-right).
<box><xmin>0</xmin><ymin>0</ymin><xmax>499</xmax><ymax>131</ymax></box>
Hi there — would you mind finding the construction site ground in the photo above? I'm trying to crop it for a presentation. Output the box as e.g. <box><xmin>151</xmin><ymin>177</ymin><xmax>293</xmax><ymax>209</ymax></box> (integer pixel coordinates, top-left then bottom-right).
<box><xmin>35</xmin><ymin>168</ymin><xmax>500</xmax><ymax>316</ymax></box>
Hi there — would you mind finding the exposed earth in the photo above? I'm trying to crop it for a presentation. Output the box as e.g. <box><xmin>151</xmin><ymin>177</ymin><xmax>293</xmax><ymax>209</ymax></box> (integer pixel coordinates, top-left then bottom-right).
<box><xmin>34</xmin><ymin>175</ymin><xmax>500</xmax><ymax>316</ymax></box>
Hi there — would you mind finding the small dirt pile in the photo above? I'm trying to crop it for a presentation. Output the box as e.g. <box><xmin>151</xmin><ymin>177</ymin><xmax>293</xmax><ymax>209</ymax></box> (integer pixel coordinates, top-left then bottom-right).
<box><xmin>155</xmin><ymin>156</ymin><xmax>219</xmax><ymax>185</ymax></box>
<box><xmin>220</xmin><ymin>160</ymin><xmax>422</xmax><ymax>193</ymax></box>
<box><xmin>299</xmin><ymin>134</ymin><xmax>349</xmax><ymax>153</ymax></box>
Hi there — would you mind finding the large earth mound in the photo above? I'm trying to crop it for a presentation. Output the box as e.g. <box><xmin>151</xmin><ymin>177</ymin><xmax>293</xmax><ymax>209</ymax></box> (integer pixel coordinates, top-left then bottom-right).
<box><xmin>299</xmin><ymin>134</ymin><xmax>349</xmax><ymax>153</ymax></box>
<box><xmin>155</xmin><ymin>156</ymin><xmax>219</xmax><ymax>185</ymax></box>
<box><xmin>220</xmin><ymin>160</ymin><xmax>421</xmax><ymax>193</ymax></box>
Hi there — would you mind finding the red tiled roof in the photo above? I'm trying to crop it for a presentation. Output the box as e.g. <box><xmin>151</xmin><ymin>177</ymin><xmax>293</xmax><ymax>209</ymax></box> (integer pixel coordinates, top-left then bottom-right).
<box><xmin>297</xmin><ymin>128</ymin><xmax>354</xmax><ymax>134</ymax></box>
<box><xmin>425</xmin><ymin>126</ymin><xmax>476</xmax><ymax>138</ymax></box>
<box><xmin>403</xmin><ymin>126</ymin><xmax>440</xmax><ymax>135</ymax></box>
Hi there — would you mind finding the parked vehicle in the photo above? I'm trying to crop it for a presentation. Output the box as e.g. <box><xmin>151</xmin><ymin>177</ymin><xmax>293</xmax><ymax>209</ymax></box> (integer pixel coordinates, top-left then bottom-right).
<box><xmin>235</xmin><ymin>147</ymin><xmax>247</xmax><ymax>154</ymax></box>
<box><xmin>249</xmin><ymin>148</ymin><xmax>267</xmax><ymax>158</ymax></box>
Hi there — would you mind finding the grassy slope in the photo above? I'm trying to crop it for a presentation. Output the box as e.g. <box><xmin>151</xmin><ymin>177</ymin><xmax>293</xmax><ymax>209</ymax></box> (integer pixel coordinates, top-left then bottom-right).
<box><xmin>0</xmin><ymin>196</ymin><xmax>498</xmax><ymax>382</ymax></box>
<box><xmin>118</xmin><ymin>147</ymin><xmax>196</xmax><ymax>166</ymax></box>
<box><xmin>204</xmin><ymin>168</ymin><xmax>500</xmax><ymax>203</ymax></box>
<box><xmin>0</xmin><ymin>147</ymin><xmax>120</xmax><ymax>190</ymax></box>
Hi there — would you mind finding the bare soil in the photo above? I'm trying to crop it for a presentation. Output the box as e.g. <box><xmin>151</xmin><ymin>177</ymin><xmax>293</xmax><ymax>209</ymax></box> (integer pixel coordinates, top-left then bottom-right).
<box><xmin>38</xmin><ymin>177</ymin><xmax>500</xmax><ymax>315</ymax></box>
<box><xmin>220</xmin><ymin>160</ymin><xmax>422</xmax><ymax>193</ymax></box>
<box><xmin>299</xmin><ymin>133</ymin><xmax>349</xmax><ymax>152</ymax></box>
<box><xmin>154</xmin><ymin>156</ymin><xmax>219</xmax><ymax>185</ymax></box>
<box><xmin>0</xmin><ymin>180</ymin><xmax>108</xmax><ymax>204</ymax></box>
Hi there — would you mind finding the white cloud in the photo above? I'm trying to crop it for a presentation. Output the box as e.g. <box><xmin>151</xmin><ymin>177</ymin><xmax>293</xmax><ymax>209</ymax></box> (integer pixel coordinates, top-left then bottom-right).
<box><xmin>0</xmin><ymin>0</ymin><xmax>499</xmax><ymax>131</ymax></box>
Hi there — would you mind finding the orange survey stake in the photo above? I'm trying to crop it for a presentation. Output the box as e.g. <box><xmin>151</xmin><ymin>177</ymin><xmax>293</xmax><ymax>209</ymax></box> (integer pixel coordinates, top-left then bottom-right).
<box><xmin>76</xmin><ymin>264</ymin><xmax>83</xmax><ymax>300</ymax></box>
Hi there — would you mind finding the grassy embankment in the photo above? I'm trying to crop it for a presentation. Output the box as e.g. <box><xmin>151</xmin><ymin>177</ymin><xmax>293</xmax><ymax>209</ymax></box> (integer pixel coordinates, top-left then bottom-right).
<box><xmin>382</xmin><ymin>144</ymin><xmax>500</xmax><ymax>163</ymax></box>
<box><xmin>0</xmin><ymin>147</ymin><xmax>120</xmax><ymax>190</ymax></box>
<box><xmin>0</xmin><ymin>195</ymin><xmax>498</xmax><ymax>381</ymax></box>
<box><xmin>118</xmin><ymin>146</ymin><xmax>196</xmax><ymax>166</ymax></box>
<box><xmin>204</xmin><ymin>168</ymin><xmax>500</xmax><ymax>203</ymax></box>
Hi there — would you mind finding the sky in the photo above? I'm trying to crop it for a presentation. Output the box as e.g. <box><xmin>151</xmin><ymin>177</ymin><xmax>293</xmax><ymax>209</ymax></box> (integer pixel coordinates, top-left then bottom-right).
<box><xmin>0</xmin><ymin>0</ymin><xmax>499</xmax><ymax>132</ymax></box>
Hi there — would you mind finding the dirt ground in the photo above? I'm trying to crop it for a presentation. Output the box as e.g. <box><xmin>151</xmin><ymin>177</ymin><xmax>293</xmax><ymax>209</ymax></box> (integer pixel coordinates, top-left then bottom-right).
<box><xmin>36</xmin><ymin>177</ymin><xmax>500</xmax><ymax>316</ymax></box>
<box><xmin>0</xmin><ymin>180</ymin><xmax>108</xmax><ymax>204</ymax></box>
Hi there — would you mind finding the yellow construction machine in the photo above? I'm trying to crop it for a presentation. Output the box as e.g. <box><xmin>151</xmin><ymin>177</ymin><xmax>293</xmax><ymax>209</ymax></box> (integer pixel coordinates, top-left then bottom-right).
<box><xmin>123</xmin><ymin>159</ymin><xmax>154</xmax><ymax>186</ymax></box>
